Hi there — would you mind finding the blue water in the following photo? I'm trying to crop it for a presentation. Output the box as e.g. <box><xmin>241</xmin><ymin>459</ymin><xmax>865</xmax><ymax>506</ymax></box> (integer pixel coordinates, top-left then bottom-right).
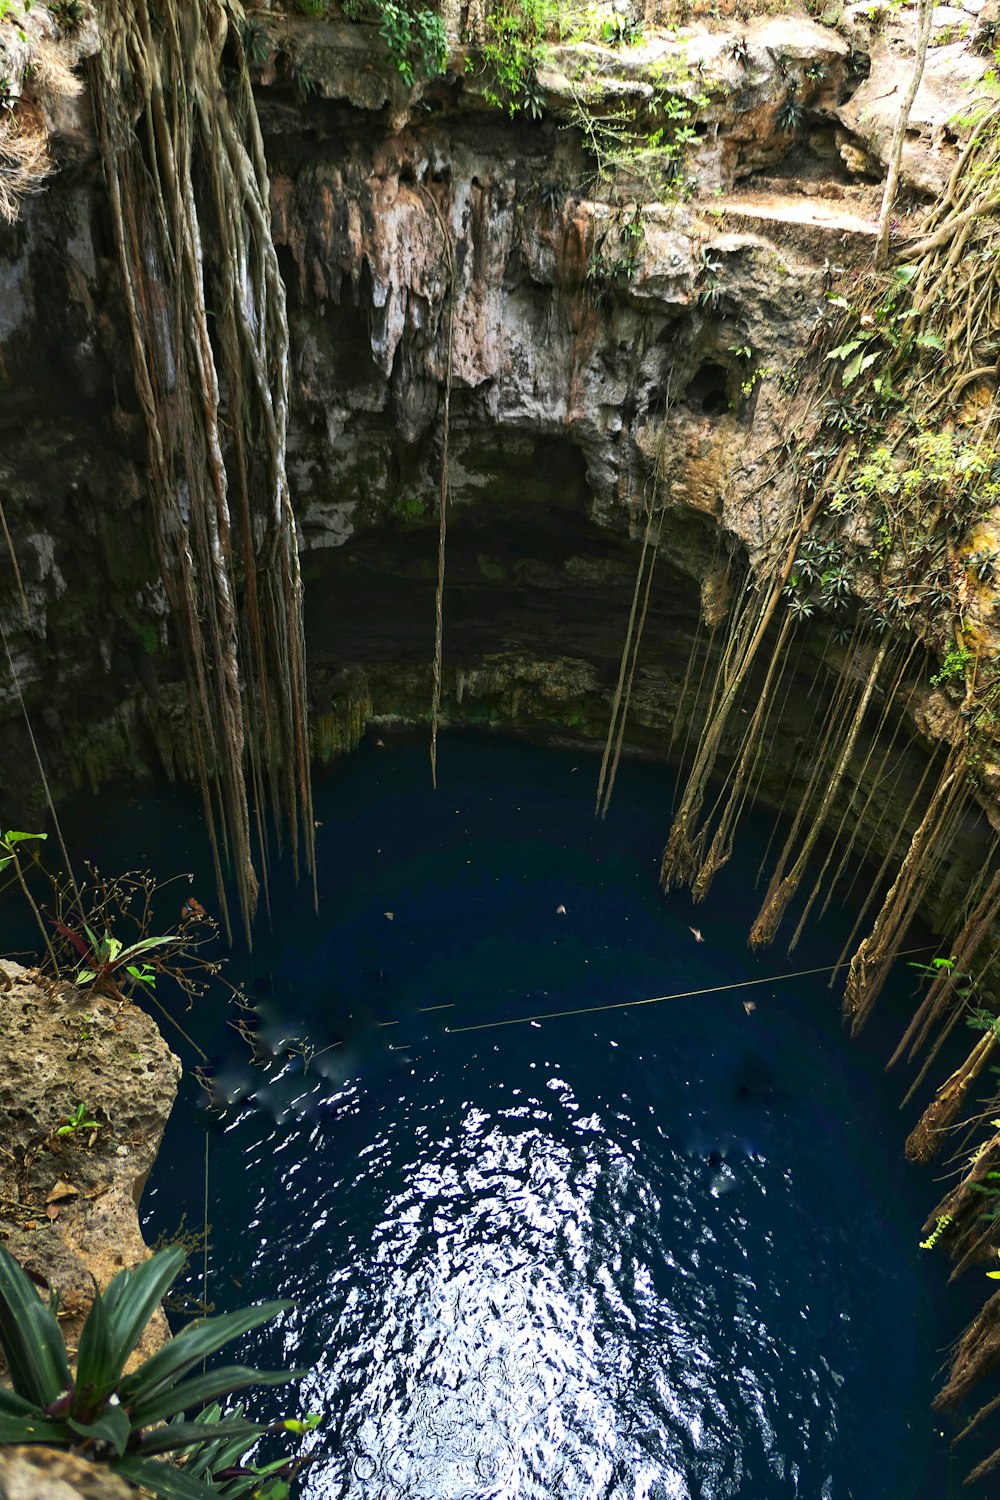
<box><xmin>41</xmin><ymin>735</ymin><xmax>983</xmax><ymax>1496</ymax></box>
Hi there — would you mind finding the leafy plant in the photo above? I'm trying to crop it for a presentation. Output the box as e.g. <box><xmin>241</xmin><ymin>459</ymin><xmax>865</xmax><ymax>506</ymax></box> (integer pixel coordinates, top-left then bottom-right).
<box><xmin>282</xmin><ymin>54</ymin><xmax>319</xmax><ymax>102</ymax></box>
<box><xmin>0</xmin><ymin>1243</ymin><xmax>312</xmax><ymax>1500</ymax></box>
<box><xmin>931</xmin><ymin>644</ymin><xmax>973</xmax><ymax>688</ymax></box>
<box><xmin>50</xmin><ymin>0</ymin><xmax>83</xmax><ymax>29</ymax></box>
<box><xmin>0</xmin><ymin>0</ymin><xmax>31</xmax><ymax>40</ymax></box>
<box><xmin>56</xmin><ymin>1102</ymin><xmax>101</xmax><ymax>1138</ymax></box>
<box><xmin>599</xmin><ymin>12</ymin><xmax>642</xmax><ymax>47</ymax></box>
<box><xmin>343</xmin><ymin>0</ymin><xmax>447</xmax><ymax>86</ymax></box>
<box><xmin>728</xmin><ymin>34</ymin><xmax>750</xmax><ymax>68</ymax></box>
<box><xmin>54</xmin><ymin>919</ymin><xmax>179</xmax><ymax>995</ymax></box>
<box><xmin>520</xmin><ymin>69</ymin><xmax>545</xmax><ymax>118</ymax></box>
<box><xmin>968</xmin><ymin>548</ymin><xmax>1000</xmax><ymax>585</ymax></box>
<box><xmin>0</xmin><ymin>829</ymin><xmax>58</xmax><ymax>971</ymax></box>
<box><xmin>696</xmin><ymin>249</ymin><xmax>724</xmax><ymax>310</ymax></box>
<box><xmin>776</xmin><ymin>93</ymin><xmax>805</xmax><ymax>133</ymax></box>
<box><xmin>238</xmin><ymin>14</ymin><xmax>271</xmax><ymax>69</ymax></box>
<box><xmin>479</xmin><ymin>0</ymin><xmax>553</xmax><ymax>115</ymax></box>
<box><xmin>538</xmin><ymin>180</ymin><xmax>565</xmax><ymax>213</ymax></box>
<box><xmin>920</xmin><ymin>1212</ymin><xmax>953</xmax><ymax>1250</ymax></box>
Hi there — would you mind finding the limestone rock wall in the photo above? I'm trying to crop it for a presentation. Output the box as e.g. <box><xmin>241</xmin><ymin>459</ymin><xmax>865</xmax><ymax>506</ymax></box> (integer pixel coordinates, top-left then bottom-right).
<box><xmin>0</xmin><ymin>960</ymin><xmax>180</xmax><ymax>1365</ymax></box>
<box><xmin>0</xmin><ymin>2</ymin><xmax>994</xmax><ymax>937</ymax></box>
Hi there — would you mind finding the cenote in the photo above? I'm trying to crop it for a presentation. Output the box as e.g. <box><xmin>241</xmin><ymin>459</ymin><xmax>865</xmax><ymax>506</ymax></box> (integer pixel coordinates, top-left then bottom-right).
<box><xmin>46</xmin><ymin>734</ymin><xmax>980</xmax><ymax>1498</ymax></box>
<box><xmin>10</xmin><ymin>2</ymin><xmax>1000</xmax><ymax>1495</ymax></box>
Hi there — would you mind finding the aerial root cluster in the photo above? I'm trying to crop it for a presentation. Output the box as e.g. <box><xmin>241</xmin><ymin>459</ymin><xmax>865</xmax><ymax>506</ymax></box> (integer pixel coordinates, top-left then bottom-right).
<box><xmin>91</xmin><ymin>0</ymin><xmax>315</xmax><ymax>943</ymax></box>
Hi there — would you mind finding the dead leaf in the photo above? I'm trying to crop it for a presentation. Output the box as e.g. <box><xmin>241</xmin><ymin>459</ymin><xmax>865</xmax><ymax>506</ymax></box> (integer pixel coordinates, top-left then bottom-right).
<box><xmin>86</xmin><ymin>1131</ymin><xmax>98</xmax><ymax>1149</ymax></box>
<box><xmin>46</xmin><ymin>1180</ymin><xmax>78</xmax><ymax>1205</ymax></box>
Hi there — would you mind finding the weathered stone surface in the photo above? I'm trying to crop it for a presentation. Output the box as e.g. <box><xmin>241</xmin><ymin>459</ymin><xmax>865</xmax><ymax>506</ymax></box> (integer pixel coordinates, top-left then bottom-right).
<box><xmin>0</xmin><ymin>960</ymin><xmax>180</xmax><ymax>1365</ymax></box>
<box><xmin>0</xmin><ymin>1447</ymin><xmax>132</xmax><ymax>1500</ymax></box>
<box><xmin>837</xmin><ymin>7</ymin><xmax>993</xmax><ymax>195</ymax></box>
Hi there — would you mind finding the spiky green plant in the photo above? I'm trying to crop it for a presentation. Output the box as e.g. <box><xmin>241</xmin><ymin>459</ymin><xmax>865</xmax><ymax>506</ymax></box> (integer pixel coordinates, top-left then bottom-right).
<box><xmin>0</xmin><ymin>1244</ymin><xmax>310</xmax><ymax>1499</ymax></box>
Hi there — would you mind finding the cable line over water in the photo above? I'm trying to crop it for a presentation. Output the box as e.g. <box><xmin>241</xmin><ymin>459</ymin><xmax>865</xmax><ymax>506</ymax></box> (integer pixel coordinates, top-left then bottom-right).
<box><xmin>444</xmin><ymin>944</ymin><xmax>937</xmax><ymax>1036</ymax></box>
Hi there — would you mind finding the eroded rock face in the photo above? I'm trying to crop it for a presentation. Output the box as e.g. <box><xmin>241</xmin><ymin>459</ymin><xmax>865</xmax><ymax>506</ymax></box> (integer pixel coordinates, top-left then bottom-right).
<box><xmin>0</xmin><ymin>960</ymin><xmax>180</xmax><ymax>1364</ymax></box>
<box><xmin>0</xmin><ymin>1447</ymin><xmax>133</xmax><ymax>1500</ymax></box>
<box><xmin>0</xmin><ymin>3</ymin><xmax>991</xmax><ymax>924</ymax></box>
<box><xmin>837</xmin><ymin>0</ymin><xmax>994</xmax><ymax>196</ymax></box>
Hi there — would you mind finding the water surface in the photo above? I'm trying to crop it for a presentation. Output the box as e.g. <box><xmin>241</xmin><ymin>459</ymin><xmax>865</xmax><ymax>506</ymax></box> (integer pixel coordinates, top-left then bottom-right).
<box><xmin>52</xmin><ymin>735</ymin><xmax>980</xmax><ymax>1497</ymax></box>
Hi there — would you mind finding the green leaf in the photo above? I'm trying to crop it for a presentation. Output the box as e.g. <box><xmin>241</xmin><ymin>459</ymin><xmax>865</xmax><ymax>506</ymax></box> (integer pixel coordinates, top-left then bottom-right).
<box><xmin>987</xmin><ymin>1270</ymin><xmax>1000</xmax><ymax>1278</ymax></box>
<box><xmin>130</xmin><ymin>1365</ymin><xmax>302</xmax><ymax>1429</ymax></box>
<box><xmin>0</xmin><ymin>1414</ymin><xmax>69</xmax><ymax>1444</ymax></box>
<box><xmin>825</xmin><ymin>338</ymin><xmax>865</xmax><ymax>363</ymax></box>
<box><xmin>0</xmin><ymin>1387</ymin><xmax>40</xmax><ymax>1416</ymax></box>
<box><xmin>112</xmin><ymin>1455</ymin><xmax>221</xmax><ymax>1500</ymax></box>
<box><xmin>119</xmin><ymin>1302</ymin><xmax>293</xmax><ymax>1409</ymax></box>
<box><xmin>0</xmin><ymin>1246</ymin><xmax>71</xmax><ymax>1408</ymax></box>
<box><xmin>0</xmin><ymin>857</ymin><xmax>11</xmax><ymax>874</ymax></box>
<box><xmin>282</xmin><ymin>1412</ymin><xmax>321</xmax><ymax>1433</ymax></box>
<box><xmin>134</xmin><ymin>1416</ymin><xmax>269</xmax><ymax>1457</ymax></box>
<box><xmin>915</xmin><ymin>333</ymin><xmax>945</xmax><ymax>351</ymax></box>
<box><xmin>118</xmin><ymin>935</ymin><xmax>181</xmax><ymax>961</ymax></box>
<box><xmin>842</xmin><ymin>349</ymin><xmax>879</xmax><ymax>386</ymax></box>
<box><xmin>104</xmin><ymin>1247</ymin><xmax>186</xmax><ymax>1378</ymax></box>
<box><xmin>74</xmin><ymin>1278</ymin><xmax>119</xmax><ymax>1409</ymax></box>
<box><xmin>69</xmin><ymin>1403</ymin><xmax>132</xmax><ymax>1456</ymax></box>
<box><xmin>178</xmin><ymin>1403</ymin><xmax>252</xmax><ymax>1480</ymax></box>
<box><xmin>2</xmin><ymin>831</ymin><xmax>46</xmax><ymax>844</ymax></box>
<box><xmin>76</xmin><ymin>969</ymin><xmax>96</xmax><ymax>986</ymax></box>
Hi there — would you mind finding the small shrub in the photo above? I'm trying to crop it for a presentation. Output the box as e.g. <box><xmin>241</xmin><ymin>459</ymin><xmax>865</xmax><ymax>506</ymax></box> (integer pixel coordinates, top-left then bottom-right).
<box><xmin>50</xmin><ymin>0</ymin><xmax>84</xmax><ymax>30</ymax></box>
<box><xmin>0</xmin><ymin>1243</ymin><xmax>313</xmax><ymax>1500</ymax></box>
<box><xmin>931</xmin><ymin>644</ymin><xmax>973</xmax><ymax>687</ymax></box>
<box><xmin>776</xmin><ymin>93</ymin><xmax>805</xmax><ymax>133</ymax></box>
<box><xmin>342</xmin><ymin>0</ymin><xmax>447</xmax><ymax>86</ymax></box>
<box><xmin>479</xmin><ymin>0</ymin><xmax>554</xmax><ymax>116</ymax></box>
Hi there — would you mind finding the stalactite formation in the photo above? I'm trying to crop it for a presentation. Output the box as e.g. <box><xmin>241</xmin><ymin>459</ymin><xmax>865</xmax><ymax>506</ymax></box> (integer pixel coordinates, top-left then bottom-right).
<box><xmin>90</xmin><ymin>0</ymin><xmax>315</xmax><ymax>944</ymax></box>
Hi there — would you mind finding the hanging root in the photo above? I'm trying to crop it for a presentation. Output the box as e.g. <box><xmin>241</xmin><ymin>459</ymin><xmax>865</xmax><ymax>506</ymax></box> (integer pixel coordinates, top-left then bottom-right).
<box><xmin>597</xmin><ymin>495</ymin><xmax>654</xmax><ymax>817</ymax></box>
<box><xmin>599</xmin><ymin>507</ymin><xmax>663</xmax><ymax>820</ymax></box>
<box><xmin>749</xmin><ymin>637</ymin><xmax>890</xmax><ymax>949</ymax></box>
<box><xmin>597</xmin><ymin>389</ymin><xmax>672</xmax><ymax>820</ymax></box>
<box><xmin>891</xmin><ymin>865</ymin><xmax>1000</xmax><ymax>1071</ymax></box>
<box><xmin>935</xmin><ymin>1292</ymin><xmax>1000</xmax><ymax>1413</ymax></box>
<box><xmin>904</xmin><ymin>1032</ymin><xmax>996</xmax><ymax>1164</ymax></box>
<box><xmin>660</xmin><ymin>488</ymin><xmax>825</xmax><ymax>893</ymax></box>
<box><xmin>419</xmin><ymin>183</ymin><xmax>456</xmax><ymax>791</ymax></box>
<box><xmin>844</xmin><ymin>750</ymin><xmax>965</xmax><ymax>1036</ymax></box>
<box><xmin>91</xmin><ymin>0</ymin><xmax>315</xmax><ymax>940</ymax></box>
<box><xmin>691</xmin><ymin>612</ymin><xmax>794</xmax><ymax>904</ymax></box>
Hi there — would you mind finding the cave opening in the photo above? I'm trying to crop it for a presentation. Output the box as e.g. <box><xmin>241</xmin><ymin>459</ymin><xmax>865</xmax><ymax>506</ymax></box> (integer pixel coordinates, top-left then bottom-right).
<box><xmin>683</xmin><ymin>361</ymin><xmax>730</xmax><ymax>416</ymax></box>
